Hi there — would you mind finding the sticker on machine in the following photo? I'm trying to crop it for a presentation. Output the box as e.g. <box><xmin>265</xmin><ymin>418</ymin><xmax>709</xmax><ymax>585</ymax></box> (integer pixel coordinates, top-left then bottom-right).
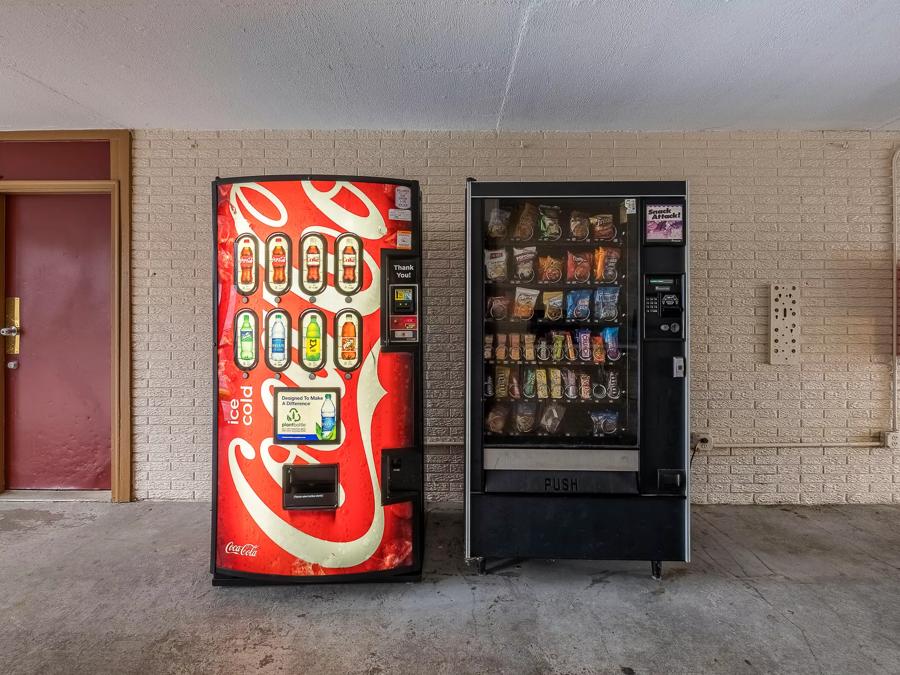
<box><xmin>273</xmin><ymin>388</ymin><xmax>341</xmax><ymax>445</ymax></box>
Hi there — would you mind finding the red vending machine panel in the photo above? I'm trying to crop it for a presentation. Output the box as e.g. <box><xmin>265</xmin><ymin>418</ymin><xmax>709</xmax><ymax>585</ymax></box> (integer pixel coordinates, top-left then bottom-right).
<box><xmin>212</xmin><ymin>176</ymin><xmax>423</xmax><ymax>584</ymax></box>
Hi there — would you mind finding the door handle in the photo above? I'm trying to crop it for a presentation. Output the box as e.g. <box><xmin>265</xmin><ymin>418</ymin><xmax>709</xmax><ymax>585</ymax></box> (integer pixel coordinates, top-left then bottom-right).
<box><xmin>0</xmin><ymin>326</ymin><xmax>18</xmax><ymax>337</ymax></box>
<box><xmin>4</xmin><ymin>297</ymin><xmax>19</xmax><ymax>354</ymax></box>
<box><xmin>672</xmin><ymin>356</ymin><xmax>685</xmax><ymax>378</ymax></box>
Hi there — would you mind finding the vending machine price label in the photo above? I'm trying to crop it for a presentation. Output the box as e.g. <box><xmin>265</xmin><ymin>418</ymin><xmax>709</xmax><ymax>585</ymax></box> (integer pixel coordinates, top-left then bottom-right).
<box><xmin>273</xmin><ymin>388</ymin><xmax>341</xmax><ymax>445</ymax></box>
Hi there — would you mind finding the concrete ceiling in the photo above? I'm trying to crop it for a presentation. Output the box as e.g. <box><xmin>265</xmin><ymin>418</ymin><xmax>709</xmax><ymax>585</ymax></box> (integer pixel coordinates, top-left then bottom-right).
<box><xmin>2</xmin><ymin>0</ymin><xmax>900</xmax><ymax>131</ymax></box>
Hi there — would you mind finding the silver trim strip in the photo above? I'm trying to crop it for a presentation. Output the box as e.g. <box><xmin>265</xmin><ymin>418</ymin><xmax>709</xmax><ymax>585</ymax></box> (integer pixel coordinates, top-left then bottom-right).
<box><xmin>684</xmin><ymin>182</ymin><xmax>691</xmax><ymax>562</ymax></box>
<box><xmin>484</xmin><ymin>448</ymin><xmax>639</xmax><ymax>472</ymax></box>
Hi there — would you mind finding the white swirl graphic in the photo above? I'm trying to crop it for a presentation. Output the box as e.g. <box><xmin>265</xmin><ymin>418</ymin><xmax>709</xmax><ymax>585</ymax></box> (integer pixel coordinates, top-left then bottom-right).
<box><xmin>234</xmin><ymin>182</ymin><xmax>288</xmax><ymax>228</ymax></box>
<box><xmin>301</xmin><ymin>180</ymin><xmax>388</xmax><ymax>239</ymax></box>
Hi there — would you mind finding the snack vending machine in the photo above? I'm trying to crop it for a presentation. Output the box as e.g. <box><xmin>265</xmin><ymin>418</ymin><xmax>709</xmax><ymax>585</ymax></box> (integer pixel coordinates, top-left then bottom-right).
<box><xmin>465</xmin><ymin>180</ymin><xmax>688</xmax><ymax>578</ymax></box>
<box><xmin>212</xmin><ymin>175</ymin><xmax>424</xmax><ymax>584</ymax></box>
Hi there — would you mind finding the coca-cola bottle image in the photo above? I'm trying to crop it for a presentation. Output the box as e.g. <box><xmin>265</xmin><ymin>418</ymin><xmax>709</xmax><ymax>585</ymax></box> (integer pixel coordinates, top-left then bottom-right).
<box><xmin>271</xmin><ymin>240</ymin><xmax>287</xmax><ymax>285</ymax></box>
<box><xmin>306</xmin><ymin>243</ymin><xmax>320</xmax><ymax>284</ymax></box>
<box><xmin>340</xmin><ymin>320</ymin><xmax>357</xmax><ymax>362</ymax></box>
<box><xmin>341</xmin><ymin>244</ymin><xmax>357</xmax><ymax>284</ymax></box>
<box><xmin>239</xmin><ymin>245</ymin><xmax>254</xmax><ymax>285</ymax></box>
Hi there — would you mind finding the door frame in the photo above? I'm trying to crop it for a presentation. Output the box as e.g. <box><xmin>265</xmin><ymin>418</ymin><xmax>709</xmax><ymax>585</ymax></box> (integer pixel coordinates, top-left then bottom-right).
<box><xmin>0</xmin><ymin>130</ymin><xmax>131</xmax><ymax>501</ymax></box>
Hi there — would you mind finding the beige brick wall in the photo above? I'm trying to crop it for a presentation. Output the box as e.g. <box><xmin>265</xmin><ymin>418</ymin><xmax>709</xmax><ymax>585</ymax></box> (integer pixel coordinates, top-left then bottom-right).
<box><xmin>131</xmin><ymin>129</ymin><xmax>900</xmax><ymax>504</ymax></box>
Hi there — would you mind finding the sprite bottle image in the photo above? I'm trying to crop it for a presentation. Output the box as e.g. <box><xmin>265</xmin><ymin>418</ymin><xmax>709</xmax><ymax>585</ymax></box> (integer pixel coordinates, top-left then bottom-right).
<box><xmin>238</xmin><ymin>314</ymin><xmax>254</xmax><ymax>363</ymax></box>
<box><xmin>319</xmin><ymin>393</ymin><xmax>336</xmax><ymax>440</ymax></box>
<box><xmin>304</xmin><ymin>315</ymin><xmax>321</xmax><ymax>363</ymax></box>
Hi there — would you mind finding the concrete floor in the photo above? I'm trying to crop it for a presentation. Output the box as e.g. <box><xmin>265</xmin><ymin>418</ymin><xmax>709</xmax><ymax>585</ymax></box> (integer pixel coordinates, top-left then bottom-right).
<box><xmin>1</xmin><ymin>503</ymin><xmax>898</xmax><ymax>675</ymax></box>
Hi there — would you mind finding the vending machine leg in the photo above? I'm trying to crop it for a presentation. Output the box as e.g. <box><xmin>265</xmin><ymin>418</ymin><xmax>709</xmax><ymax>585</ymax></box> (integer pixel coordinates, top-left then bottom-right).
<box><xmin>651</xmin><ymin>560</ymin><xmax>662</xmax><ymax>580</ymax></box>
<box><xmin>467</xmin><ymin>557</ymin><xmax>487</xmax><ymax>575</ymax></box>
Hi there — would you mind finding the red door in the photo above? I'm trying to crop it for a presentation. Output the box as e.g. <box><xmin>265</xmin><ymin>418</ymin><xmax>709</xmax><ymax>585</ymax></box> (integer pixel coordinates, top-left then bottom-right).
<box><xmin>4</xmin><ymin>194</ymin><xmax>111</xmax><ymax>489</ymax></box>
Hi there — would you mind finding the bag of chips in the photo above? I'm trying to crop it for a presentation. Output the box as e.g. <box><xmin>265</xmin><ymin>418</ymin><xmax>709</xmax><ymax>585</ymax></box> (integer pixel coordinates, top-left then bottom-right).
<box><xmin>590</xmin><ymin>213</ymin><xmax>616</xmax><ymax>240</ymax></box>
<box><xmin>594</xmin><ymin>286</ymin><xmax>620</xmax><ymax>321</ymax></box>
<box><xmin>566</xmin><ymin>250</ymin><xmax>592</xmax><ymax>283</ymax></box>
<box><xmin>512</xmin><ymin>246</ymin><xmax>537</xmax><ymax>282</ymax></box>
<box><xmin>542</xmin><ymin>291</ymin><xmax>564</xmax><ymax>321</ymax></box>
<box><xmin>487</xmin><ymin>208</ymin><xmax>511</xmax><ymax>238</ymax></box>
<box><xmin>569</xmin><ymin>211</ymin><xmax>590</xmax><ymax>241</ymax></box>
<box><xmin>513</xmin><ymin>202</ymin><xmax>539</xmax><ymax>240</ymax></box>
<box><xmin>513</xmin><ymin>287</ymin><xmax>540</xmax><ymax>320</ymax></box>
<box><xmin>590</xmin><ymin>409</ymin><xmax>619</xmax><ymax>435</ymax></box>
<box><xmin>539</xmin><ymin>401</ymin><xmax>565</xmax><ymax>433</ymax></box>
<box><xmin>566</xmin><ymin>290</ymin><xmax>592</xmax><ymax>320</ymax></box>
<box><xmin>485</xmin><ymin>248</ymin><xmax>508</xmax><ymax>282</ymax></box>
<box><xmin>522</xmin><ymin>368</ymin><xmax>537</xmax><ymax>398</ymax></box>
<box><xmin>485</xmin><ymin>404</ymin><xmax>509</xmax><ymax>433</ymax></box>
<box><xmin>595</xmin><ymin>246</ymin><xmax>620</xmax><ymax>283</ymax></box>
<box><xmin>515</xmin><ymin>401</ymin><xmax>538</xmax><ymax>433</ymax></box>
<box><xmin>562</xmin><ymin>369</ymin><xmax>578</xmax><ymax>400</ymax></box>
<box><xmin>538</xmin><ymin>205</ymin><xmax>562</xmax><ymax>241</ymax></box>
<box><xmin>537</xmin><ymin>255</ymin><xmax>564</xmax><ymax>283</ymax></box>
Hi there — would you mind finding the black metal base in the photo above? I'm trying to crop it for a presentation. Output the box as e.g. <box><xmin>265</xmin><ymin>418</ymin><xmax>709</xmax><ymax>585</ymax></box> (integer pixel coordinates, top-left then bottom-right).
<box><xmin>212</xmin><ymin>567</ymin><xmax>422</xmax><ymax>586</ymax></box>
<box><xmin>469</xmin><ymin>494</ymin><xmax>688</xmax><ymax>562</ymax></box>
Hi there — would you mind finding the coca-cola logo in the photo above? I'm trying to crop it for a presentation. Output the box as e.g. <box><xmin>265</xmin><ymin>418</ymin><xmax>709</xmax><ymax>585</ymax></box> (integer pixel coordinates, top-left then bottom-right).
<box><xmin>271</xmin><ymin>253</ymin><xmax>286</xmax><ymax>264</ymax></box>
<box><xmin>240</xmin><ymin>253</ymin><xmax>253</xmax><ymax>264</ymax></box>
<box><xmin>225</xmin><ymin>541</ymin><xmax>259</xmax><ymax>557</ymax></box>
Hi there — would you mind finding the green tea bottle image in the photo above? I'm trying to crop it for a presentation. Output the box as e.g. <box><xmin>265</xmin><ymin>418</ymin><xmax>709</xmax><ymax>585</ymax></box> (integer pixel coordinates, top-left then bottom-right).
<box><xmin>238</xmin><ymin>314</ymin><xmax>254</xmax><ymax>362</ymax></box>
<box><xmin>304</xmin><ymin>315</ymin><xmax>321</xmax><ymax>362</ymax></box>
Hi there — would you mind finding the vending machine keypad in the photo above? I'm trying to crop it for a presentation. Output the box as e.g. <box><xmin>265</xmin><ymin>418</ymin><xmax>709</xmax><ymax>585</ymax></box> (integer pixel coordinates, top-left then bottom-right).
<box><xmin>644</xmin><ymin>275</ymin><xmax>684</xmax><ymax>340</ymax></box>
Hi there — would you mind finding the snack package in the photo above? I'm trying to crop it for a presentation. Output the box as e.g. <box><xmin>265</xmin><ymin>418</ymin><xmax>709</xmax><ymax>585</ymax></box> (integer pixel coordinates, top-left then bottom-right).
<box><xmin>590</xmin><ymin>213</ymin><xmax>616</xmax><ymax>241</ymax></box>
<box><xmin>551</xmin><ymin>332</ymin><xmax>565</xmax><ymax>361</ymax></box>
<box><xmin>495</xmin><ymin>366</ymin><xmax>510</xmax><ymax>398</ymax></box>
<box><xmin>593</xmin><ymin>246</ymin><xmax>607</xmax><ymax>282</ymax></box>
<box><xmin>538</xmin><ymin>205</ymin><xmax>563</xmax><ymax>241</ymax></box>
<box><xmin>594</xmin><ymin>286</ymin><xmax>620</xmax><ymax>321</ymax></box>
<box><xmin>566</xmin><ymin>290</ymin><xmax>592</xmax><ymax>320</ymax></box>
<box><xmin>595</xmin><ymin>246</ymin><xmax>620</xmax><ymax>283</ymax></box>
<box><xmin>484</xmin><ymin>373</ymin><xmax>495</xmax><ymax>398</ymax></box>
<box><xmin>523</xmin><ymin>368</ymin><xmax>537</xmax><ymax>398</ymax></box>
<box><xmin>543</xmin><ymin>291</ymin><xmax>564</xmax><ymax>321</ymax></box>
<box><xmin>485</xmin><ymin>404</ymin><xmax>509</xmax><ymax>433</ymax></box>
<box><xmin>487</xmin><ymin>207</ymin><xmax>511</xmax><ymax>238</ymax></box>
<box><xmin>515</xmin><ymin>401</ymin><xmax>538</xmax><ymax>433</ymax></box>
<box><xmin>509</xmin><ymin>333</ymin><xmax>521</xmax><ymax>361</ymax></box>
<box><xmin>569</xmin><ymin>211</ymin><xmax>590</xmax><ymax>241</ymax></box>
<box><xmin>606</xmin><ymin>368</ymin><xmax>621</xmax><ymax>400</ymax></box>
<box><xmin>487</xmin><ymin>295</ymin><xmax>510</xmax><ymax>320</ymax></box>
<box><xmin>512</xmin><ymin>246</ymin><xmax>537</xmax><ymax>282</ymax></box>
<box><xmin>590</xmin><ymin>409</ymin><xmax>619</xmax><ymax>435</ymax></box>
<box><xmin>513</xmin><ymin>202</ymin><xmax>539</xmax><ymax>240</ymax></box>
<box><xmin>603</xmin><ymin>326</ymin><xmax>621</xmax><ymax>361</ymax></box>
<box><xmin>537</xmin><ymin>255</ymin><xmax>564</xmax><ymax>283</ymax></box>
<box><xmin>592</xmin><ymin>334</ymin><xmax>606</xmax><ymax>364</ymax></box>
<box><xmin>523</xmin><ymin>333</ymin><xmax>536</xmax><ymax>361</ymax></box>
<box><xmin>483</xmin><ymin>334</ymin><xmax>494</xmax><ymax>360</ymax></box>
<box><xmin>539</xmin><ymin>401</ymin><xmax>566</xmax><ymax>433</ymax></box>
<box><xmin>549</xmin><ymin>368</ymin><xmax>563</xmax><ymax>399</ymax></box>
<box><xmin>562</xmin><ymin>369</ymin><xmax>578</xmax><ymax>400</ymax></box>
<box><xmin>536</xmin><ymin>336</ymin><xmax>551</xmax><ymax>361</ymax></box>
<box><xmin>536</xmin><ymin>368</ymin><xmax>549</xmax><ymax>399</ymax></box>
<box><xmin>564</xmin><ymin>331</ymin><xmax>577</xmax><ymax>361</ymax></box>
<box><xmin>513</xmin><ymin>287</ymin><xmax>540</xmax><ymax>320</ymax></box>
<box><xmin>495</xmin><ymin>333</ymin><xmax>508</xmax><ymax>360</ymax></box>
<box><xmin>485</xmin><ymin>248</ymin><xmax>508</xmax><ymax>282</ymax></box>
<box><xmin>566</xmin><ymin>250</ymin><xmax>592</xmax><ymax>283</ymax></box>
<box><xmin>576</xmin><ymin>328</ymin><xmax>592</xmax><ymax>361</ymax></box>
<box><xmin>579</xmin><ymin>372</ymin><xmax>592</xmax><ymax>400</ymax></box>
<box><xmin>509</xmin><ymin>369</ymin><xmax>522</xmax><ymax>399</ymax></box>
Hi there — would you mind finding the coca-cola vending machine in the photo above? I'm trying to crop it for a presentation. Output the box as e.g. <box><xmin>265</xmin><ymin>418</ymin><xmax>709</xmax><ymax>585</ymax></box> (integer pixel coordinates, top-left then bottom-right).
<box><xmin>212</xmin><ymin>175</ymin><xmax>424</xmax><ymax>584</ymax></box>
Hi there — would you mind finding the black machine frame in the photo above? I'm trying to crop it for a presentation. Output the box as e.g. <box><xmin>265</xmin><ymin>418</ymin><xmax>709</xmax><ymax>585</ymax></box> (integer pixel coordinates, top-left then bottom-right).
<box><xmin>465</xmin><ymin>180</ymin><xmax>689</xmax><ymax>578</ymax></box>
<box><xmin>210</xmin><ymin>174</ymin><xmax>425</xmax><ymax>585</ymax></box>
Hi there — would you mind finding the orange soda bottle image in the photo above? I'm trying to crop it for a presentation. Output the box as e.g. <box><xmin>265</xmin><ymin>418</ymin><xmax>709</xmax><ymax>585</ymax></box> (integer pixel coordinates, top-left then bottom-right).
<box><xmin>340</xmin><ymin>320</ymin><xmax>357</xmax><ymax>362</ymax></box>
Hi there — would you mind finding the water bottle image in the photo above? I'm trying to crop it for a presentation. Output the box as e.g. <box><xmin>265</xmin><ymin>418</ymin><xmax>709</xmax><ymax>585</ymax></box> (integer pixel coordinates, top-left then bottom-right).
<box><xmin>319</xmin><ymin>394</ymin><xmax>336</xmax><ymax>440</ymax></box>
<box><xmin>270</xmin><ymin>314</ymin><xmax>287</xmax><ymax>368</ymax></box>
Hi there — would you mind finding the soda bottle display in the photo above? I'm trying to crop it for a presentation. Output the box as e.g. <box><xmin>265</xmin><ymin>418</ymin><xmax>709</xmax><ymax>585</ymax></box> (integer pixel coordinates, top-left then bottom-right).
<box><xmin>270</xmin><ymin>314</ymin><xmax>287</xmax><ymax>368</ymax></box>
<box><xmin>306</xmin><ymin>243</ymin><xmax>320</xmax><ymax>284</ymax></box>
<box><xmin>238</xmin><ymin>314</ymin><xmax>254</xmax><ymax>363</ymax></box>
<box><xmin>320</xmin><ymin>393</ymin><xmax>336</xmax><ymax>439</ymax></box>
<box><xmin>239</xmin><ymin>245</ymin><xmax>254</xmax><ymax>285</ymax></box>
<box><xmin>271</xmin><ymin>240</ymin><xmax>287</xmax><ymax>285</ymax></box>
<box><xmin>341</xmin><ymin>244</ymin><xmax>357</xmax><ymax>284</ymax></box>
<box><xmin>340</xmin><ymin>319</ymin><xmax>357</xmax><ymax>361</ymax></box>
<box><xmin>304</xmin><ymin>315</ymin><xmax>321</xmax><ymax>362</ymax></box>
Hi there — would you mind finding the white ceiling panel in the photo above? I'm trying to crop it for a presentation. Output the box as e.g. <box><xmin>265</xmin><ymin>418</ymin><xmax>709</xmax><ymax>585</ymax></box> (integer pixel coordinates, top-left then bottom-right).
<box><xmin>0</xmin><ymin>0</ymin><xmax>899</xmax><ymax>130</ymax></box>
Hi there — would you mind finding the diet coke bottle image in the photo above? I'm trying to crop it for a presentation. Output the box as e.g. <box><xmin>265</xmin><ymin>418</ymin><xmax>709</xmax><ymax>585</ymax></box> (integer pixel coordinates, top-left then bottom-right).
<box><xmin>335</xmin><ymin>233</ymin><xmax>362</xmax><ymax>295</ymax></box>
<box><xmin>266</xmin><ymin>233</ymin><xmax>291</xmax><ymax>295</ymax></box>
<box><xmin>300</xmin><ymin>233</ymin><xmax>326</xmax><ymax>296</ymax></box>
